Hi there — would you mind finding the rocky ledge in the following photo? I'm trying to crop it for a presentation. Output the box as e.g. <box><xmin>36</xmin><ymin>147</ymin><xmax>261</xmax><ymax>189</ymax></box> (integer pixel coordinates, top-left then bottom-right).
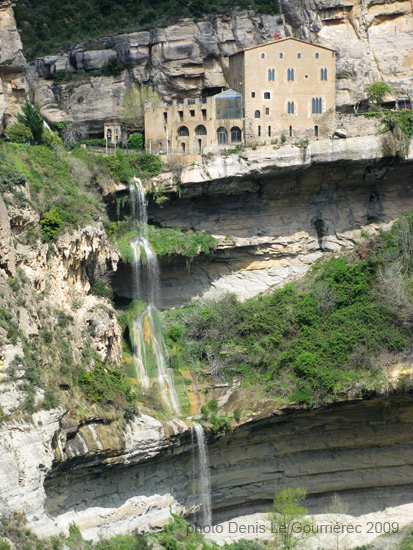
<box><xmin>1</xmin><ymin>395</ymin><xmax>412</xmax><ymax>542</ymax></box>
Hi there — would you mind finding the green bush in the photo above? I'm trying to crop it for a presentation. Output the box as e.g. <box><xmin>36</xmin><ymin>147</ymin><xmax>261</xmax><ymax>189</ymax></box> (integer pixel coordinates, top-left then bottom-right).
<box><xmin>4</xmin><ymin>122</ymin><xmax>33</xmax><ymax>144</ymax></box>
<box><xmin>131</xmin><ymin>153</ymin><xmax>161</xmax><ymax>176</ymax></box>
<box><xmin>127</xmin><ymin>132</ymin><xmax>144</xmax><ymax>150</ymax></box>
<box><xmin>77</xmin><ymin>361</ymin><xmax>134</xmax><ymax>406</ymax></box>
<box><xmin>101</xmin><ymin>56</ymin><xmax>125</xmax><ymax>76</ymax></box>
<box><xmin>90</xmin><ymin>279</ymin><xmax>113</xmax><ymax>299</ymax></box>
<box><xmin>40</xmin><ymin>208</ymin><xmax>64</xmax><ymax>241</ymax></box>
<box><xmin>42</xmin><ymin>389</ymin><xmax>59</xmax><ymax>410</ymax></box>
<box><xmin>207</xmin><ymin>397</ymin><xmax>219</xmax><ymax>412</ymax></box>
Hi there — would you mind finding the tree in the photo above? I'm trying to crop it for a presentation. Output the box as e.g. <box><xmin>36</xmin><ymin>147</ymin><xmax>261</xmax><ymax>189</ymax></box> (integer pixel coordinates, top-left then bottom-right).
<box><xmin>61</xmin><ymin>123</ymin><xmax>87</xmax><ymax>148</ymax></box>
<box><xmin>324</xmin><ymin>493</ymin><xmax>350</xmax><ymax>550</ymax></box>
<box><xmin>365</xmin><ymin>82</ymin><xmax>391</xmax><ymax>108</ymax></box>
<box><xmin>267</xmin><ymin>488</ymin><xmax>315</xmax><ymax>549</ymax></box>
<box><xmin>127</xmin><ymin>132</ymin><xmax>144</xmax><ymax>150</ymax></box>
<box><xmin>17</xmin><ymin>99</ymin><xmax>44</xmax><ymax>144</ymax></box>
<box><xmin>120</xmin><ymin>85</ymin><xmax>161</xmax><ymax>132</ymax></box>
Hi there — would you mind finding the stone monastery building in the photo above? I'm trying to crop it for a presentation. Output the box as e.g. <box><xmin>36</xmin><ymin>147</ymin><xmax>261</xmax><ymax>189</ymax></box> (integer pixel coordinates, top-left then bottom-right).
<box><xmin>144</xmin><ymin>38</ymin><xmax>336</xmax><ymax>155</ymax></box>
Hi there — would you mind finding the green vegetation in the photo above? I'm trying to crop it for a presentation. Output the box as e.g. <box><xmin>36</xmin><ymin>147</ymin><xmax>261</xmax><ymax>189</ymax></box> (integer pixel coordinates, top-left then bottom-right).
<box><xmin>127</xmin><ymin>132</ymin><xmax>144</xmax><ymax>150</ymax></box>
<box><xmin>17</xmin><ymin>99</ymin><xmax>44</xmax><ymax>144</ymax></box>
<box><xmin>101</xmin><ymin>56</ymin><xmax>125</xmax><ymax>76</ymax></box>
<box><xmin>77</xmin><ymin>361</ymin><xmax>134</xmax><ymax>406</ymax></box>
<box><xmin>115</xmin><ymin>224</ymin><xmax>218</xmax><ymax>263</ymax></box>
<box><xmin>365</xmin><ymin>81</ymin><xmax>391</xmax><ymax>108</ymax></box>
<box><xmin>4</xmin><ymin>122</ymin><xmax>33</xmax><ymax>144</ymax></box>
<box><xmin>164</xmin><ymin>215</ymin><xmax>413</xmax><ymax>405</ymax></box>
<box><xmin>15</xmin><ymin>0</ymin><xmax>279</xmax><ymax>60</ymax></box>
<box><xmin>90</xmin><ymin>279</ymin><xmax>113</xmax><ymax>300</ymax></box>
<box><xmin>268</xmin><ymin>488</ymin><xmax>314</xmax><ymax>549</ymax></box>
<box><xmin>0</xmin><ymin>143</ymin><xmax>103</xmax><ymax>239</ymax></box>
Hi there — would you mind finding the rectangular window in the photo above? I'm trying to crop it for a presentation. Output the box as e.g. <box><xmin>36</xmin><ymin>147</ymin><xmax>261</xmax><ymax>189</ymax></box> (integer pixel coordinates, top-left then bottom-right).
<box><xmin>312</xmin><ymin>97</ymin><xmax>323</xmax><ymax>114</ymax></box>
<box><xmin>251</xmin><ymin>92</ymin><xmax>255</xmax><ymax>98</ymax></box>
<box><xmin>264</xmin><ymin>92</ymin><xmax>271</xmax><ymax>99</ymax></box>
<box><xmin>163</xmin><ymin>112</ymin><xmax>167</xmax><ymax>123</ymax></box>
<box><xmin>190</xmin><ymin>110</ymin><xmax>195</xmax><ymax>117</ymax></box>
<box><xmin>258</xmin><ymin>125</ymin><xmax>261</xmax><ymax>137</ymax></box>
<box><xmin>287</xmin><ymin>68</ymin><xmax>294</xmax><ymax>81</ymax></box>
<box><xmin>202</xmin><ymin>109</ymin><xmax>207</xmax><ymax>121</ymax></box>
<box><xmin>179</xmin><ymin>111</ymin><xmax>184</xmax><ymax>122</ymax></box>
<box><xmin>289</xmin><ymin>125</ymin><xmax>293</xmax><ymax>137</ymax></box>
<box><xmin>268</xmin><ymin>126</ymin><xmax>271</xmax><ymax>137</ymax></box>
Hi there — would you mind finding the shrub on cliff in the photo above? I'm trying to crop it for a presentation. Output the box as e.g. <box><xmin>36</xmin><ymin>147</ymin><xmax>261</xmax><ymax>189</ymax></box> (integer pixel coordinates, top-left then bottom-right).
<box><xmin>40</xmin><ymin>207</ymin><xmax>64</xmax><ymax>241</ymax></box>
<box><xmin>4</xmin><ymin>122</ymin><xmax>33</xmax><ymax>144</ymax></box>
<box><xmin>101</xmin><ymin>56</ymin><xmax>125</xmax><ymax>77</ymax></box>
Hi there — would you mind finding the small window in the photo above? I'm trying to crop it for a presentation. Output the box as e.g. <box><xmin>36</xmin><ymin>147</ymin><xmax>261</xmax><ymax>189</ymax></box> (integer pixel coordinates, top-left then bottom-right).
<box><xmin>202</xmin><ymin>109</ymin><xmax>207</xmax><ymax>121</ymax></box>
<box><xmin>264</xmin><ymin>92</ymin><xmax>271</xmax><ymax>99</ymax></box>
<box><xmin>268</xmin><ymin>68</ymin><xmax>275</xmax><ymax>81</ymax></box>
<box><xmin>314</xmin><ymin>125</ymin><xmax>319</xmax><ymax>137</ymax></box>
<box><xmin>289</xmin><ymin>125</ymin><xmax>293</xmax><ymax>137</ymax></box>
<box><xmin>258</xmin><ymin>125</ymin><xmax>261</xmax><ymax>137</ymax></box>
<box><xmin>305</xmin><ymin>74</ymin><xmax>309</xmax><ymax>79</ymax></box>
<box><xmin>265</xmin><ymin>107</ymin><xmax>270</xmax><ymax>115</ymax></box>
<box><xmin>251</xmin><ymin>92</ymin><xmax>255</xmax><ymax>98</ymax></box>
<box><xmin>321</xmin><ymin>68</ymin><xmax>327</xmax><ymax>80</ymax></box>
<box><xmin>287</xmin><ymin>68</ymin><xmax>294</xmax><ymax>81</ymax></box>
<box><xmin>261</xmin><ymin>53</ymin><xmax>265</xmax><ymax>58</ymax></box>
<box><xmin>181</xmin><ymin>142</ymin><xmax>186</xmax><ymax>153</ymax></box>
<box><xmin>287</xmin><ymin>101</ymin><xmax>295</xmax><ymax>114</ymax></box>
<box><xmin>268</xmin><ymin>126</ymin><xmax>271</xmax><ymax>137</ymax></box>
<box><xmin>315</xmin><ymin>52</ymin><xmax>319</xmax><ymax>59</ymax></box>
<box><xmin>163</xmin><ymin>112</ymin><xmax>167</xmax><ymax>123</ymax></box>
<box><xmin>190</xmin><ymin>110</ymin><xmax>195</xmax><ymax>117</ymax></box>
<box><xmin>178</xmin><ymin>110</ymin><xmax>184</xmax><ymax>122</ymax></box>
<box><xmin>255</xmin><ymin>110</ymin><xmax>261</xmax><ymax>118</ymax></box>
<box><xmin>279</xmin><ymin>53</ymin><xmax>283</xmax><ymax>58</ymax></box>
<box><xmin>297</xmin><ymin>53</ymin><xmax>301</xmax><ymax>59</ymax></box>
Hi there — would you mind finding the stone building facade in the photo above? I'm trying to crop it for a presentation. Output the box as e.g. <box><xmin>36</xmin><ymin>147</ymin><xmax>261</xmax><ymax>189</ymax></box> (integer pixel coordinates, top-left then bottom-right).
<box><xmin>144</xmin><ymin>38</ymin><xmax>336</xmax><ymax>155</ymax></box>
<box><xmin>227</xmin><ymin>37</ymin><xmax>336</xmax><ymax>141</ymax></box>
<box><xmin>144</xmin><ymin>90</ymin><xmax>244</xmax><ymax>155</ymax></box>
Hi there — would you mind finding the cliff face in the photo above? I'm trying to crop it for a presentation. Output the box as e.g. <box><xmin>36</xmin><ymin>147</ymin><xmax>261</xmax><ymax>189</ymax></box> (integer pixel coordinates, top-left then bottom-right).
<box><xmin>113</xmin><ymin>129</ymin><xmax>413</xmax><ymax>307</ymax></box>
<box><xmin>1</xmin><ymin>396</ymin><xmax>411</xmax><ymax>541</ymax></box>
<box><xmin>29</xmin><ymin>0</ymin><xmax>413</xmax><ymax>131</ymax></box>
<box><xmin>0</xmin><ymin>0</ymin><xmax>27</xmax><ymax>130</ymax></box>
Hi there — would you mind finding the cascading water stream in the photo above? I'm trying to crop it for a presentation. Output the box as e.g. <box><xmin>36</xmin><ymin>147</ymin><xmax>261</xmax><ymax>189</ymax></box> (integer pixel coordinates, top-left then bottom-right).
<box><xmin>192</xmin><ymin>424</ymin><xmax>212</xmax><ymax>527</ymax></box>
<box><xmin>129</xmin><ymin>177</ymin><xmax>181</xmax><ymax>415</ymax></box>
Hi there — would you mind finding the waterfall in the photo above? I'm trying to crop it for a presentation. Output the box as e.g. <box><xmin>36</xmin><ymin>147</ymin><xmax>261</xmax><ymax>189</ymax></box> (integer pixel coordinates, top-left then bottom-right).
<box><xmin>192</xmin><ymin>424</ymin><xmax>212</xmax><ymax>527</ymax></box>
<box><xmin>129</xmin><ymin>178</ymin><xmax>181</xmax><ymax>415</ymax></box>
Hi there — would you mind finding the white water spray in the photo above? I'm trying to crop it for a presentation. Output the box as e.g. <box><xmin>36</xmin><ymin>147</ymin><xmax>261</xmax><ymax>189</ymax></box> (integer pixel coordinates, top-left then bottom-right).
<box><xmin>129</xmin><ymin>178</ymin><xmax>181</xmax><ymax>415</ymax></box>
<box><xmin>192</xmin><ymin>424</ymin><xmax>212</xmax><ymax>527</ymax></box>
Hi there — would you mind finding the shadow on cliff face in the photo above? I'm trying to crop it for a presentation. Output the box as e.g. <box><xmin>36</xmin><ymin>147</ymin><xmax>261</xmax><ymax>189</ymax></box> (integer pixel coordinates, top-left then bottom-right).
<box><xmin>44</xmin><ymin>397</ymin><xmax>413</xmax><ymax>528</ymax></box>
